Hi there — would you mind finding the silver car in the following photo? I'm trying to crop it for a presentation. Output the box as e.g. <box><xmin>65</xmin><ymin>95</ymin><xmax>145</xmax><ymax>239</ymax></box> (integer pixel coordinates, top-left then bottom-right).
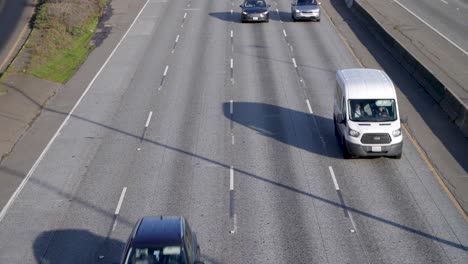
<box><xmin>291</xmin><ymin>0</ymin><xmax>321</xmax><ymax>22</ymax></box>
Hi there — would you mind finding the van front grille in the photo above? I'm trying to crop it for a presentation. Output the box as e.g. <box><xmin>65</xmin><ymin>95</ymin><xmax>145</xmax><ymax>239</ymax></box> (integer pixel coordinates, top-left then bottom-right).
<box><xmin>361</xmin><ymin>133</ymin><xmax>391</xmax><ymax>144</ymax></box>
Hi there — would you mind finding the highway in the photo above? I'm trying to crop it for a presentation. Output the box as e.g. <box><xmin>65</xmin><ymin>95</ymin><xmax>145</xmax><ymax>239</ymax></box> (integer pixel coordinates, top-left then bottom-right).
<box><xmin>394</xmin><ymin>0</ymin><xmax>468</xmax><ymax>54</ymax></box>
<box><xmin>0</xmin><ymin>0</ymin><xmax>467</xmax><ymax>263</ymax></box>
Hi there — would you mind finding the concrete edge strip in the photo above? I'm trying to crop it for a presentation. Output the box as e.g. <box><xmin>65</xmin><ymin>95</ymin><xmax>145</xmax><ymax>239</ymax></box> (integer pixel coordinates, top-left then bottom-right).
<box><xmin>0</xmin><ymin>0</ymin><xmax>153</xmax><ymax>223</ymax></box>
<box><xmin>403</xmin><ymin>125</ymin><xmax>468</xmax><ymax>222</ymax></box>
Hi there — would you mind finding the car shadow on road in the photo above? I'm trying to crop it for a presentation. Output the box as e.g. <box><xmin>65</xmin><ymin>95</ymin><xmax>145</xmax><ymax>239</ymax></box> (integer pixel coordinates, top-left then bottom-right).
<box><xmin>33</xmin><ymin>229</ymin><xmax>125</xmax><ymax>264</ymax></box>
<box><xmin>222</xmin><ymin>101</ymin><xmax>343</xmax><ymax>159</ymax></box>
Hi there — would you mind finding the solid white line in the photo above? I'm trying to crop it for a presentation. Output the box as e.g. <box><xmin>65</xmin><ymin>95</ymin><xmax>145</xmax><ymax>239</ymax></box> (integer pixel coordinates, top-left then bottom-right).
<box><xmin>283</xmin><ymin>29</ymin><xmax>287</xmax><ymax>37</ymax></box>
<box><xmin>393</xmin><ymin>0</ymin><xmax>468</xmax><ymax>56</ymax></box>
<box><xmin>231</xmin><ymin>9</ymin><xmax>233</xmax><ymax>14</ymax></box>
<box><xmin>115</xmin><ymin>187</ymin><xmax>127</xmax><ymax>215</ymax></box>
<box><xmin>230</xmin><ymin>166</ymin><xmax>234</xmax><ymax>190</ymax></box>
<box><xmin>0</xmin><ymin>0</ymin><xmax>153</xmax><ymax>223</ymax></box>
<box><xmin>328</xmin><ymin>166</ymin><xmax>340</xmax><ymax>190</ymax></box>
<box><xmin>231</xmin><ymin>134</ymin><xmax>235</xmax><ymax>145</ymax></box>
<box><xmin>230</xmin><ymin>100</ymin><xmax>233</xmax><ymax>114</ymax></box>
<box><xmin>163</xmin><ymin>65</ymin><xmax>169</xmax><ymax>76</ymax></box>
<box><xmin>231</xmin><ymin>30</ymin><xmax>234</xmax><ymax>38</ymax></box>
<box><xmin>440</xmin><ymin>0</ymin><xmax>448</xmax><ymax>4</ymax></box>
<box><xmin>175</xmin><ymin>34</ymin><xmax>179</xmax><ymax>43</ymax></box>
<box><xmin>230</xmin><ymin>58</ymin><xmax>233</xmax><ymax>69</ymax></box>
<box><xmin>292</xmin><ymin>57</ymin><xmax>297</xmax><ymax>68</ymax></box>
<box><xmin>145</xmin><ymin>111</ymin><xmax>153</xmax><ymax>128</ymax></box>
<box><xmin>276</xmin><ymin>8</ymin><xmax>279</xmax><ymax>13</ymax></box>
<box><xmin>184</xmin><ymin>12</ymin><xmax>187</xmax><ymax>19</ymax></box>
<box><xmin>306</xmin><ymin>99</ymin><xmax>313</xmax><ymax>114</ymax></box>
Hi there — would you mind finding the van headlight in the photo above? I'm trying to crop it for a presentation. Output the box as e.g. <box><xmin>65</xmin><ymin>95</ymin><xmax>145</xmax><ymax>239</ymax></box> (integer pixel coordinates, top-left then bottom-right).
<box><xmin>242</xmin><ymin>11</ymin><xmax>248</xmax><ymax>15</ymax></box>
<box><xmin>392</xmin><ymin>128</ymin><xmax>402</xmax><ymax>137</ymax></box>
<box><xmin>295</xmin><ymin>9</ymin><xmax>300</xmax><ymax>12</ymax></box>
<box><xmin>348</xmin><ymin>128</ymin><xmax>360</xmax><ymax>138</ymax></box>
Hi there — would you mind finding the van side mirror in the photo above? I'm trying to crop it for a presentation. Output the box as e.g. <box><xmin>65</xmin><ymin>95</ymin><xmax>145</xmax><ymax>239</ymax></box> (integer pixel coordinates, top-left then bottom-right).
<box><xmin>400</xmin><ymin>115</ymin><xmax>408</xmax><ymax>124</ymax></box>
<box><xmin>240</xmin><ymin>4</ymin><xmax>242</xmax><ymax>7</ymax></box>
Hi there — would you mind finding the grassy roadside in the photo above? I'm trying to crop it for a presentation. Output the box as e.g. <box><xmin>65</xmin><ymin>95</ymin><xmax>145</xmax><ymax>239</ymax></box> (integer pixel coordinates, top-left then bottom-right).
<box><xmin>19</xmin><ymin>0</ymin><xmax>107</xmax><ymax>83</ymax></box>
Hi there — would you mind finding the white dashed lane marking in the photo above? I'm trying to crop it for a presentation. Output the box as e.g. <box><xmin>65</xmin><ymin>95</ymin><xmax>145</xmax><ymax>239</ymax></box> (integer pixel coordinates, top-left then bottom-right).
<box><xmin>292</xmin><ymin>57</ymin><xmax>297</xmax><ymax>68</ymax></box>
<box><xmin>306</xmin><ymin>99</ymin><xmax>313</xmax><ymax>114</ymax></box>
<box><xmin>145</xmin><ymin>111</ymin><xmax>153</xmax><ymax>128</ymax></box>
<box><xmin>115</xmin><ymin>187</ymin><xmax>127</xmax><ymax>215</ymax></box>
<box><xmin>328</xmin><ymin>166</ymin><xmax>340</xmax><ymax>190</ymax></box>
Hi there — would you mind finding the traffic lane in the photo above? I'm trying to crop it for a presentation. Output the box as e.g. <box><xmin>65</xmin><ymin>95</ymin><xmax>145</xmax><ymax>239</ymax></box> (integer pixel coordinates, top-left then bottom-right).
<box><xmin>259</xmin><ymin>1</ymin><xmax>468</xmax><ymax>262</ymax></box>
<box><xmin>0</xmin><ymin>0</ymin><xmax>178</xmax><ymax>262</ymax></box>
<box><xmin>282</xmin><ymin>9</ymin><xmax>468</xmax><ymax>264</ymax></box>
<box><xmin>396</xmin><ymin>0</ymin><xmax>468</xmax><ymax>52</ymax></box>
<box><xmin>115</xmin><ymin>0</ymin><xmax>234</xmax><ymax>263</ymax></box>
<box><xmin>227</xmin><ymin>15</ymin><xmax>366</xmax><ymax>263</ymax></box>
<box><xmin>230</xmin><ymin>22</ymin><xmax>325</xmax><ymax>263</ymax></box>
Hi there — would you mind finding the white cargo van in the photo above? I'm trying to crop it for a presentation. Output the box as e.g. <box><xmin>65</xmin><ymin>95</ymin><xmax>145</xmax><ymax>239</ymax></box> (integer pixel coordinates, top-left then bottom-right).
<box><xmin>334</xmin><ymin>69</ymin><xmax>403</xmax><ymax>159</ymax></box>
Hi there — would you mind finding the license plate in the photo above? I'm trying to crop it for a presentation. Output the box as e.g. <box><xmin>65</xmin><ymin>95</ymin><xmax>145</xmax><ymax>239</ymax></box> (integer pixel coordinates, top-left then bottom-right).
<box><xmin>253</xmin><ymin>17</ymin><xmax>258</xmax><ymax>20</ymax></box>
<box><xmin>371</xmin><ymin>146</ymin><xmax>382</xmax><ymax>152</ymax></box>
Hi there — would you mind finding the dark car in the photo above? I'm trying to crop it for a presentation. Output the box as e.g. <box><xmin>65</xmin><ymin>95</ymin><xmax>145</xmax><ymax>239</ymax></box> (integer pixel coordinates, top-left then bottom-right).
<box><xmin>240</xmin><ymin>0</ymin><xmax>270</xmax><ymax>23</ymax></box>
<box><xmin>121</xmin><ymin>216</ymin><xmax>204</xmax><ymax>264</ymax></box>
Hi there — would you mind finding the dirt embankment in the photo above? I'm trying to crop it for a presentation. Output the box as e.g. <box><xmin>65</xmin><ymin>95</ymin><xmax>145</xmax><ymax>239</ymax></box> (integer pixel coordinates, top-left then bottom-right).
<box><xmin>15</xmin><ymin>0</ymin><xmax>107</xmax><ymax>83</ymax></box>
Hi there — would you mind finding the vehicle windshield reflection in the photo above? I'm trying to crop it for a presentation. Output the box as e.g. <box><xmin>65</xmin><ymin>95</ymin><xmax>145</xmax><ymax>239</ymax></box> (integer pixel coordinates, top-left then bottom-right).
<box><xmin>349</xmin><ymin>99</ymin><xmax>397</xmax><ymax>122</ymax></box>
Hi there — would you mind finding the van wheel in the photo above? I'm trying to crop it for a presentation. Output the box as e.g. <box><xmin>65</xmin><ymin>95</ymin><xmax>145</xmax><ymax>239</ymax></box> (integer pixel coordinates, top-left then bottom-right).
<box><xmin>341</xmin><ymin>137</ymin><xmax>352</xmax><ymax>159</ymax></box>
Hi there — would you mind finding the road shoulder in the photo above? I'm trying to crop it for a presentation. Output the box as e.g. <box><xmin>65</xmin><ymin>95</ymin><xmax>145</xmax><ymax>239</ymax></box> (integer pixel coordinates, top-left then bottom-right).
<box><xmin>0</xmin><ymin>0</ymin><xmax>147</xmax><ymax>212</ymax></box>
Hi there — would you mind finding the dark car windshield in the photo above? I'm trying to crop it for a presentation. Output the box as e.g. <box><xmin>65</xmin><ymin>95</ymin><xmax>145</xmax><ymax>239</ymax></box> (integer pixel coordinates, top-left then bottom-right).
<box><xmin>348</xmin><ymin>99</ymin><xmax>397</xmax><ymax>122</ymax></box>
<box><xmin>124</xmin><ymin>246</ymin><xmax>186</xmax><ymax>264</ymax></box>
<box><xmin>244</xmin><ymin>0</ymin><xmax>266</xmax><ymax>8</ymax></box>
<box><xmin>297</xmin><ymin>0</ymin><xmax>317</xmax><ymax>5</ymax></box>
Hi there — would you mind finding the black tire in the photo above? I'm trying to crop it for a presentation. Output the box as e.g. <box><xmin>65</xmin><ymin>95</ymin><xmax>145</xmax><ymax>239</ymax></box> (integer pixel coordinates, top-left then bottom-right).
<box><xmin>197</xmin><ymin>246</ymin><xmax>201</xmax><ymax>261</ymax></box>
<box><xmin>393</xmin><ymin>152</ymin><xmax>402</xmax><ymax>159</ymax></box>
<box><xmin>342</xmin><ymin>137</ymin><xmax>352</xmax><ymax>159</ymax></box>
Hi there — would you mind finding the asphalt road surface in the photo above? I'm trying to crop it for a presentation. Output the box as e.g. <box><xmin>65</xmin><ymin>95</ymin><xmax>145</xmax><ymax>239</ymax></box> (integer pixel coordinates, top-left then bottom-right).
<box><xmin>0</xmin><ymin>0</ymin><xmax>467</xmax><ymax>263</ymax></box>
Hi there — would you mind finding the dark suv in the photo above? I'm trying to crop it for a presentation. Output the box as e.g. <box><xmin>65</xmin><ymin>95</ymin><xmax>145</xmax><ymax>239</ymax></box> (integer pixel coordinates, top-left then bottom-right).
<box><xmin>121</xmin><ymin>216</ymin><xmax>204</xmax><ymax>264</ymax></box>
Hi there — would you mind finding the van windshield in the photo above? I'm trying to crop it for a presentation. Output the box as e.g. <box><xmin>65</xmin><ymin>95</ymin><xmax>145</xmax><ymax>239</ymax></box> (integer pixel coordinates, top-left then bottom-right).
<box><xmin>348</xmin><ymin>99</ymin><xmax>397</xmax><ymax>122</ymax></box>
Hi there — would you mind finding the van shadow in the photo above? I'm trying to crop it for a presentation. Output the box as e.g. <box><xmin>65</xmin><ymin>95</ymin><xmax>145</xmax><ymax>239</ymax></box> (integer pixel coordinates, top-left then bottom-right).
<box><xmin>223</xmin><ymin>101</ymin><xmax>343</xmax><ymax>159</ymax></box>
<box><xmin>33</xmin><ymin>229</ymin><xmax>125</xmax><ymax>264</ymax></box>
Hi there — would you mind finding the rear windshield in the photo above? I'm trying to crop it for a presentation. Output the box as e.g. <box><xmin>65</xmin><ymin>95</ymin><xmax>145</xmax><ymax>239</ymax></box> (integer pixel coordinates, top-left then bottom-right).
<box><xmin>348</xmin><ymin>99</ymin><xmax>397</xmax><ymax>122</ymax></box>
<box><xmin>124</xmin><ymin>246</ymin><xmax>186</xmax><ymax>264</ymax></box>
<box><xmin>297</xmin><ymin>0</ymin><xmax>317</xmax><ymax>5</ymax></box>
